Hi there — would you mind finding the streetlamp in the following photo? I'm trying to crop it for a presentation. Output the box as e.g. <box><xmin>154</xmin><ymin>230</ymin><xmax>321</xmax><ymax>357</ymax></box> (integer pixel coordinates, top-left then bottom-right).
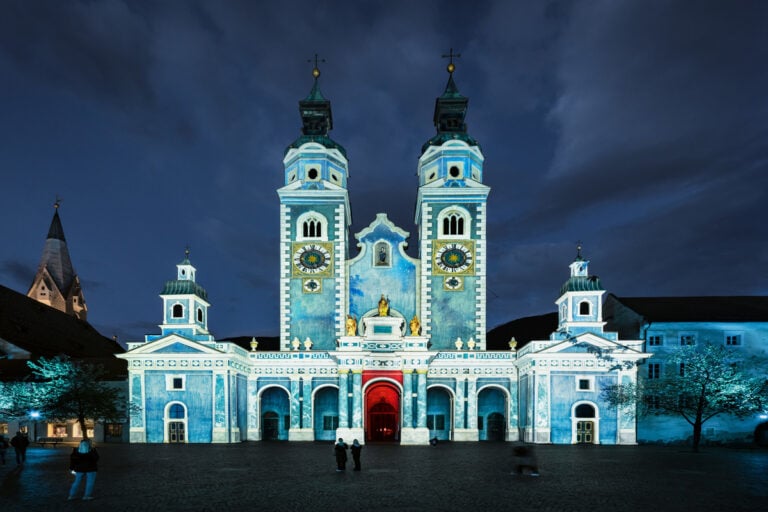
<box><xmin>29</xmin><ymin>411</ymin><xmax>40</xmax><ymax>442</ymax></box>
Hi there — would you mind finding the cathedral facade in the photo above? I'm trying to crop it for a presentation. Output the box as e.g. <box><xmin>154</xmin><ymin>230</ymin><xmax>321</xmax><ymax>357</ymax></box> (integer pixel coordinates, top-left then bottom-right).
<box><xmin>118</xmin><ymin>66</ymin><xmax>649</xmax><ymax>445</ymax></box>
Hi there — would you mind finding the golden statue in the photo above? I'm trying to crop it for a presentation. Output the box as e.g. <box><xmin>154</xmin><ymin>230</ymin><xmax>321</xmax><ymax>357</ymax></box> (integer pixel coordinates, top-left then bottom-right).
<box><xmin>409</xmin><ymin>315</ymin><xmax>420</xmax><ymax>336</ymax></box>
<box><xmin>345</xmin><ymin>315</ymin><xmax>357</xmax><ymax>336</ymax></box>
<box><xmin>377</xmin><ymin>294</ymin><xmax>389</xmax><ymax>316</ymax></box>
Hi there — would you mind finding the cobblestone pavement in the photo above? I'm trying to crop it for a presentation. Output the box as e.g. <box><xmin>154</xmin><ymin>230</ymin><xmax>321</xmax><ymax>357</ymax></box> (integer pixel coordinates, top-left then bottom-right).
<box><xmin>1</xmin><ymin>442</ymin><xmax>766</xmax><ymax>512</ymax></box>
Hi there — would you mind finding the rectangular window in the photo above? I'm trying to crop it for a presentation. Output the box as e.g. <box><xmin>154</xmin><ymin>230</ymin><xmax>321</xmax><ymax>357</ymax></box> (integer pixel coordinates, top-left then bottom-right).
<box><xmin>725</xmin><ymin>334</ymin><xmax>742</xmax><ymax>346</ymax></box>
<box><xmin>680</xmin><ymin>333</ymin><xmax>696</xmax><ymax>346</ymax></box>
<box><xmin>323</xmin><ymin>416</ymin><xmax>339</xmax><ymax>431</ymax></box>
<box><xmin>648</xmin><ymin>335</ymin><xmax>663</xmax><ymax>346</ymax></box>
<box><xmin>165</xmin><ymin>375</ymin><xmax>186</xmax><ymax>391</ymax></box>
<box><xmin>648</xmin><ymin>363</ymin><xmax>661</xmax><ymax>379</ymax></box>
<box><xmin>105</xmin><ymin>423</ymin><xmax>123</xmax><ymax>438</ymax></box>
<box><xmin>577</xmin><ymin>377</ymin><xmax>594</xmax><ymax>391</ymax></box>
<box><xmin>679</xmin><ymin>363</ymin><xmax>685</xmax><ymax>377</ymax></box>
<box><xmin>53</xmin><ymin>424</ymin><xmax>67</xmax><ymax>437</ymax></box>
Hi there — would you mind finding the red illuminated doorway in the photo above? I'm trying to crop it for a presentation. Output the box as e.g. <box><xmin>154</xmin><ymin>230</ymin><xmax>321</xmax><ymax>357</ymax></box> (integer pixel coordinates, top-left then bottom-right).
<box><xmin>366</xmin><ymin>382</ymin><xmax>400</xmax><ymax>442</ymax></box>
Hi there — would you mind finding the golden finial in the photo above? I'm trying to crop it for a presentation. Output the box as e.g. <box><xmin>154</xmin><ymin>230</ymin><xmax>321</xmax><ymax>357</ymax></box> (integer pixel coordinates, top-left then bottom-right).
<box><xmin>442</xmin><ymin>48</ymin><xmax>461</xmax><ymax>74</ymax></box>
<box><xmin>308</xmin><ymin>53</ymin><xmax>325</xmax><ymax>79</ymax></box>
<box><xmin>54</xmin><ymin>196</ymin><xmax>61</xmax><ymax>209</ymax></box>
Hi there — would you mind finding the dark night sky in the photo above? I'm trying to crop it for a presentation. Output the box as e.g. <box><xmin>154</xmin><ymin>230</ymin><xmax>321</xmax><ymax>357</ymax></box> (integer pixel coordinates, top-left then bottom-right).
<box><xmin>1</xmin><ymin>1</ymin><xmax>766</xmax><ymax>345</ymax></box>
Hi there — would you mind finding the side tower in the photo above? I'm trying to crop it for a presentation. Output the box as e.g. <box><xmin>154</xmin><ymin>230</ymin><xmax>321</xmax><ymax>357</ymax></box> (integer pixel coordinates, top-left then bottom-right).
<box><xmin>147</xmin><ymin>249</ymin><xmax>213</xmax><ymax>343</ymax></box>
<box><xmin>278</xmin><ymin>64</ymin><xmax>351</xmax><ymax>351</ymax></box>
<box><xmin>415</xmin><ymin>60</ymin><xmax>490</xmax><ymax>350</ymax></box>
<box><xmin>554</xmin><ymin>244</ymin><xmax>606</xmax><ymax>337</ymax></box>
<box><xmin>27</xmin><ymin>201</ymin><xmax>87</xmax><ymax>321</ymax></box>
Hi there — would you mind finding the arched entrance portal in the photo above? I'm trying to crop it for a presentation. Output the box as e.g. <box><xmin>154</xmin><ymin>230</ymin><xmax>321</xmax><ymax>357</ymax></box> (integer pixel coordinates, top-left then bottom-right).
<box><xmin>365</xmin><ymin>382</ymin><xmax>400</xmax><ymax>442</ymax></box>
<box><xmin>573</xmin><ymin>402</ymin><xmax>597</xmax><ymax>444</ymax></box>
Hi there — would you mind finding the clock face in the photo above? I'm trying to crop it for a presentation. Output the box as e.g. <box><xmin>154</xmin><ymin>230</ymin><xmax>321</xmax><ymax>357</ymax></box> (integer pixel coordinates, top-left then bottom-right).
<box><xmin>292</xmin><ymin>243</ymin><xmax>332</xmax><ymax>276</ymax></box>
<box><xmin>434</xmin><ymin>241</ymin><xmax>474</xmax><ymax>274</ymax></box>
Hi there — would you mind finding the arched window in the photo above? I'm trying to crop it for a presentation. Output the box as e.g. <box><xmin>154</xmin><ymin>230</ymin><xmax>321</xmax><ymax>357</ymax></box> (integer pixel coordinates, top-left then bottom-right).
<box><xmin>297</xmin><ymin>211</ymin><xmax>328</xmax><ymax>241</ymax></box>
<box><xmin>579</xmin><ymin>301</ymin><xmax>591</xmax><ymax>316</ymax></box>
<box><xmin>172</xmin><ymin>304</ymin><xmax>184</xmax><ymax>318</ymax></box>
<box><xmin>437</xmin><ymin>207</ymin><xmax>471</xmax><ymax>239</ymax></box>
<box><xmin>169</xmin><ymin>403</ymin><xmax>185</xmax><ymax>419</ymax></box>
<box><xmin>197</xmin><ymin>308</ymin><xmax>203</xmax><ymax>322</ymax></box>
<box><xmin>575</xmin><ymin>403</ymin><xmax>595</xmax><ymax>418</ymax></box>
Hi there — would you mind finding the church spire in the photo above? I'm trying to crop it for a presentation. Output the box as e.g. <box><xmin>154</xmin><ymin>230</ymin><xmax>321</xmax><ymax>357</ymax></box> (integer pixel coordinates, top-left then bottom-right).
<box><xmin>286</xmin><ymin>55</ymin><xmax>346</xmax><ymax>157</ymax></box>
<box><xmin>422</xmin><ymin>49</ymin><xmax>479</xmax><ymax>154</ymax></box>
<box><xmin>27</xmin><ymin>200</ymin><xmax>87</xmax><ymax>321</ymax></box>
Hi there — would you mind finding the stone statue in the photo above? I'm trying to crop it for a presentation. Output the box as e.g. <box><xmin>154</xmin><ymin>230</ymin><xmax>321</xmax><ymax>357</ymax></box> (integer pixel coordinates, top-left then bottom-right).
<box><xmin>346</xmin><ymin>315</ymin><xmax>357</xmax><ymax>336</ymax></box>
<box><xmin>409</xmin><ymin>315</ymin><xmax>420</xmax><ymax>336</ymax></box>
<box><xmin>377</xmin><ymin>294</ymin><xmax>389</xmax><ymax>317</ymax></box>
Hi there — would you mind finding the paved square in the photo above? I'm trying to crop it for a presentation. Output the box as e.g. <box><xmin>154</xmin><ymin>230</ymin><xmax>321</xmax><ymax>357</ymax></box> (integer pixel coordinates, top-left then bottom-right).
<box><xmin>2</xmin><ymin>443</ymin><xmax>766</xmax><ymax>511</ymax></box>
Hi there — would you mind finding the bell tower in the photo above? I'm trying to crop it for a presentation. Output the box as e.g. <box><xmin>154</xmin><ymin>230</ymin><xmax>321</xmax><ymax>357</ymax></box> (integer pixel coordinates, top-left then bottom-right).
<box><xmin>278</xmin><ymin>60</ymin><xmax>351</xmax><ymax>351</ymax></box>
<box><xmin>555</xmin><ymin>244</ymin><xmax>607</xmax><ymax>337</ymax></box>
<box><xmin>415</xmin><ymin>53</ymin><xmax>490</xmax><ymax>350</ymax></box>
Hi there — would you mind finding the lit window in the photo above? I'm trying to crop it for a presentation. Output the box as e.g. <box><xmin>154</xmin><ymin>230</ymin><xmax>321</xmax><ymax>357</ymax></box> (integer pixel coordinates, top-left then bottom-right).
<box><xmin>648</xmin><ymin>335</ymin><xmax>663</xmax><ymax>346</ymax></box>
<box><xmin>648</xmin><ymin>363</ymin><xmax>661</xmax><ymax>379</ymax></box>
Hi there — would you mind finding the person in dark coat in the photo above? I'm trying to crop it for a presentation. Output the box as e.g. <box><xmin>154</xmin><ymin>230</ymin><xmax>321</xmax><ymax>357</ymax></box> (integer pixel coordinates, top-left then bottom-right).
<box><xmin>10</xmin><ymin>431</ymin><xmax>29</xmax><ymax>465</ymax></box>
<box><xmin>512</xmin><ymin>444</ymin><xmax>540</xmax><ymax>476</ymax></box>
<box><xmin>334</xmin><ymin>438</ymin><xmax>348</xmax><ymax>471</ymax></box>
<box><xmin>68</xmin><ymin>439</ymin><xmax>100</xmax><ymax>500</ymax></box>
<box><xmin>351</xmin><ymin>439</ymin><xmax>362</xmax><ymax>471</ymax></box>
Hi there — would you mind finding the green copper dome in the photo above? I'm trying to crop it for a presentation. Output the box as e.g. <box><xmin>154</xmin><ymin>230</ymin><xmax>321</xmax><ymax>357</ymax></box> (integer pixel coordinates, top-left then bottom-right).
<box><xmin>161</xmin><ymin>280</ymin><xmax>208</xmax><ymax>301</ymax></box>
<box><xmin>560</xmin><ymin>275</ymin><xmax>603</xmax><ymax>296</ymax></box>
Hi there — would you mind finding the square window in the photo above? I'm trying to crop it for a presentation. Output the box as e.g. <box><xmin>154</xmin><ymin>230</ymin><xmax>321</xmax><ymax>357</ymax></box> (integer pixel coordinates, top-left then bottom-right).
<box><xmin>166</xmin><ymin>375</ymin><xmax>186</xmax><ymax>391</ymax></box>
<box><xmin>725</xmin><ymin>333</ymin><xmax>742</xmax><ymax>346</ymax></box>
<box><xmin>578</xmin><ymin>378</ymin><xmax>593</xmax><ymax>391</ymax></box>
<box><xmin>648</xmin><ymin>335</ymin><xmax>663</xmax><ymax>346</ymax></box>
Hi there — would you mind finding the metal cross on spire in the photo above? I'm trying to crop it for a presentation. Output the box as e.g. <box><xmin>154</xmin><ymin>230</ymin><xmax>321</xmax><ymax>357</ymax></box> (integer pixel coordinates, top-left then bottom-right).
<box><xmin>308</xmin><ymin>53</ymin><xmax>326</xmax><ymax>78</ymax></box>
<box><xmin>442</xmin><ymin>48</ymin><xmax>461</xmax><ymax>74</ymax></box>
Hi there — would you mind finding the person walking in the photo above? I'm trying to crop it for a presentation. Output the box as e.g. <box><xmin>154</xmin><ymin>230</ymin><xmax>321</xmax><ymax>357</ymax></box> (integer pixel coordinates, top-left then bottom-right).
<box><xmin>0</xmin><ymin>434</ymin><xmax>8</xmax><ymax>464</ymax></box>
<box><xmin>10</xmin><ymin>431</ymin><xmax>29</xmax><ymax>465</ymax></box>
<box><xmin>334</xmin><ymin>438</ymin><xmax>348</xmax><ymax>472</ymax></box>
<box><xmin>351</xmin><ymin>439</ymin><xmax>362</xmax><ymax>471</ymax></box>
<box><xmin>512</xmin><ymin>444</ymin><xmax>540</xmax><ymax>476</ymax></box>
<box><xmin>68</xmin><ymin>439</ymin><xmax>100</xmax><ymax>501</ymax></box>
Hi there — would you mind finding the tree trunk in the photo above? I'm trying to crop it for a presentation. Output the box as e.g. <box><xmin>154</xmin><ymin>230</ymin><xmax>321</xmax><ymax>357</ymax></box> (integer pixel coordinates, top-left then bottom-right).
<box><xmin>692</xmin><ymin>413</ymin><xmax>703</xmax><ymax>452</ymax></box>
<box><xmin>78</xmin><ymin>416</ymin><xmax>89</xmax><ymax>440</ymax></box>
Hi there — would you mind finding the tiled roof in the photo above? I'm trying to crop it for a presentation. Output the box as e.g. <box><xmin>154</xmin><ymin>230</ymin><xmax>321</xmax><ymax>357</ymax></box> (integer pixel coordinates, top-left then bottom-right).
<box><xmin>0</xmin><ymin>283</ymin><xmax>123</xmax><ymax>360</ymax></box>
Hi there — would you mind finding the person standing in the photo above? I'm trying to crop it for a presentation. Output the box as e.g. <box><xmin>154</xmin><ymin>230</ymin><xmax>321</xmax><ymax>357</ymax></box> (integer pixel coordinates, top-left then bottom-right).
<box><xmin>68</xmin><ymin>439</ymin><xmax>99</xmax><ymax>501</ymax></box>
<box><xmin>334</xmin><ymin>438</ymin><xmax>348</xmax><ymax>472</ymax></box>
<box><xmin>0</xmin><ymin>434</ymin><xmax>8</xmax><ymax>464</ymax></box>
<box><xmin>351</xmin><ymin>439</ymin><xmax>362</xmax><ymax>471</ymax></box>
<box><xmin>10</xmin><ymin>431</ymin><xmax>29</xmax><ymax>465</ymax></box>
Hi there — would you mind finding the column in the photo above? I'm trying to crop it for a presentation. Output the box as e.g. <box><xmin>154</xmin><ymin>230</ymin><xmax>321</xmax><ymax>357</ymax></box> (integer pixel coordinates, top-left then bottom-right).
<box><xmin>338</xmin><ymin>370</ymin><xmax>349</xmax><ymax>428</ymax></box>
<box><xmin>402</xmin><ymin>370</ymin><xmax>413</xmax><ymax>429</ymax></box>
<box><xmin>453</xmin><ymin>377</ymin><xmax>465</xmax><ymax>430</ymax></box>
<box><xmin>301</xmin><ymin>376</ymin><xmax>313</xmax><ymax>431</ymax></box>
<box><xmin>466</xmin><ymin>377</ymin><xmax>478</xmax><ymax>429</ymax></box>
<box><xmin>290</xmin><ymin>377</ymin><xmax>301</xmax><ymax>429</ymax></box>
<box><xmin>351</xmin><ymin>371</ymin><xmax>363</xmax><ymax>428</ymax></box>
<box><xmin>416</xmin><ymin>370</ymin><xmax>428</xmax><ymax>428</ymax></box>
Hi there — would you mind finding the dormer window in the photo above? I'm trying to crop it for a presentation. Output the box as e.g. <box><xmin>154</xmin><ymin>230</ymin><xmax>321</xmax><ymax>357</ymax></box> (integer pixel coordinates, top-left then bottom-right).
<box><xmin>438</xmin><ymin>207</ymin><xmax>471</xmax><ymax>239</ymax></box>
<box><xmin>172</xmin><ymin>304</ymin><xmax>184</xmax><ymax>318</ymax></box>
<box><xmin>296</xmin><ymin>211</ymin><xmax>328</xmax><ymax>241</ymax></box>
